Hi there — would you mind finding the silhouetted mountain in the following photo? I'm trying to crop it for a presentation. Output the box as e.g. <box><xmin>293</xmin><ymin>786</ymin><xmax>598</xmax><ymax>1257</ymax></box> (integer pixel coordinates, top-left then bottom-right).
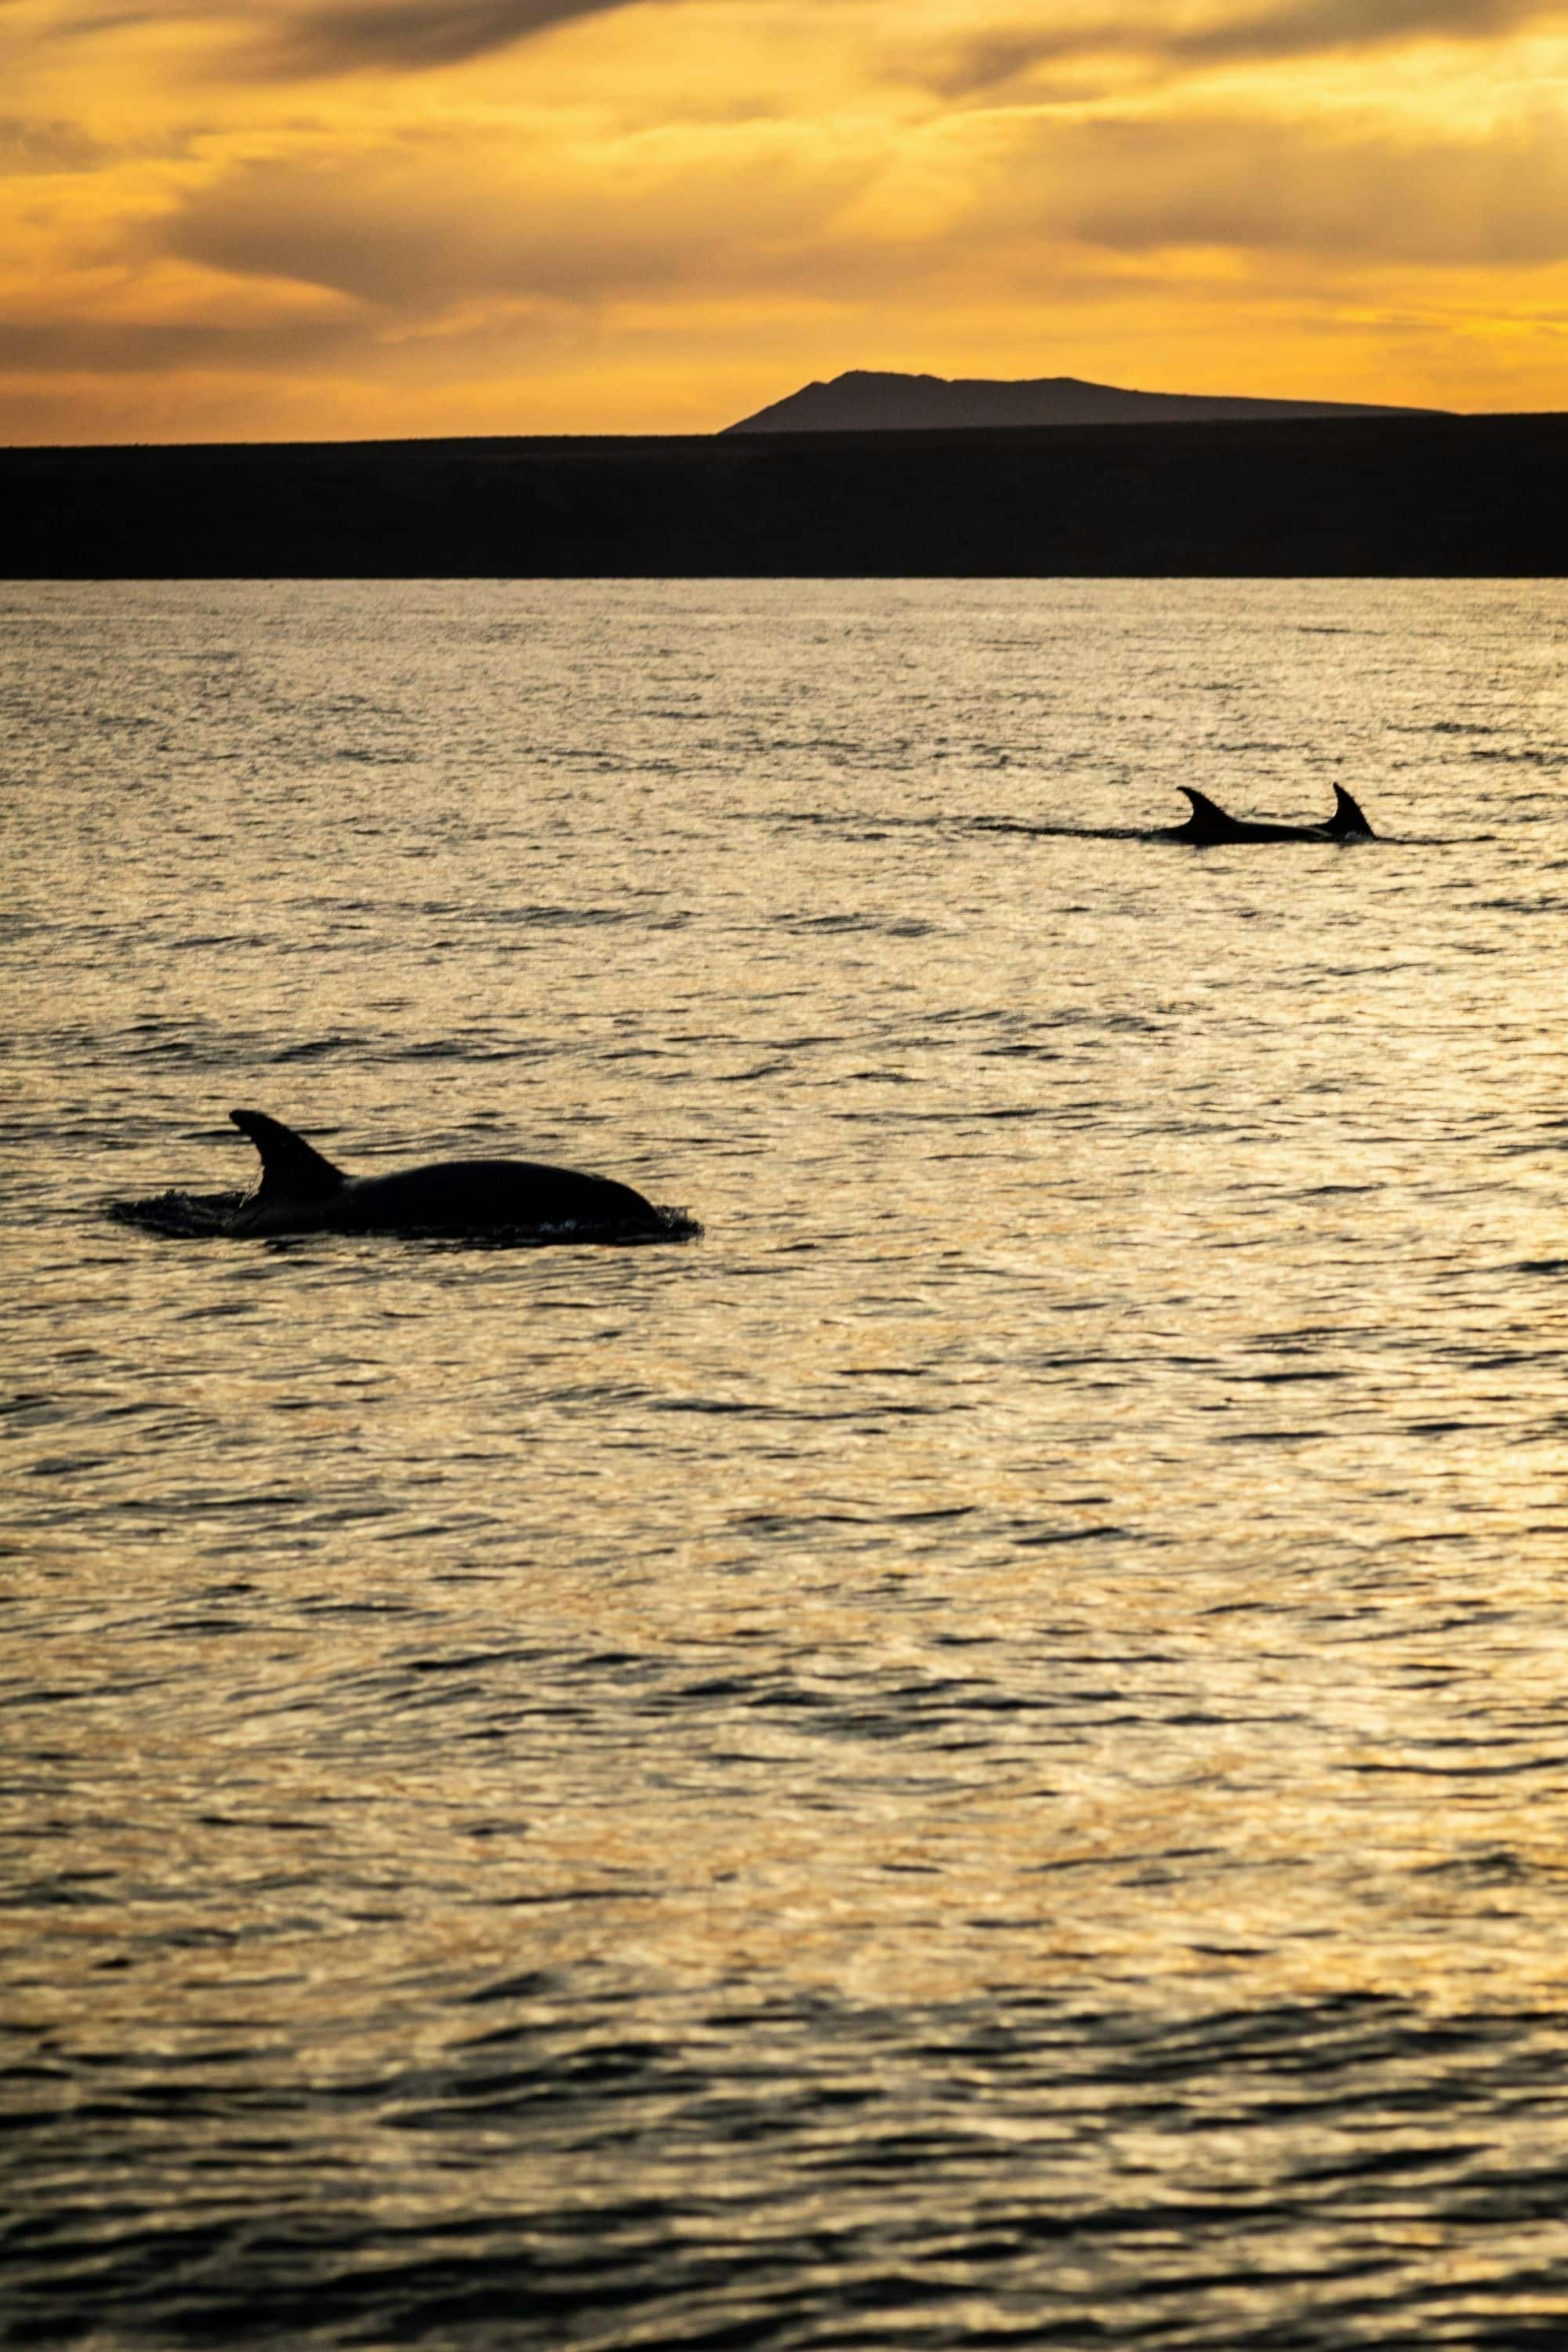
<box><xmin>724</xmin><ymin>369</ymin><xmax>1439</xmax><ymax>433</ymax></box>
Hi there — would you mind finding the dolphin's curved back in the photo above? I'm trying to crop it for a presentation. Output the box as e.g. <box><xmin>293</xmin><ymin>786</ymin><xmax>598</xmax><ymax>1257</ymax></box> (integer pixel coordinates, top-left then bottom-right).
<box><xmin>230</xmin><ymin>1109</ymin><xmax>346</xmax><ymax>1205</ymax></box>
<box><xmin>1326</xmin><ymin>784</ymin><xmax>1374</xmax><ymax>838</ymax></box>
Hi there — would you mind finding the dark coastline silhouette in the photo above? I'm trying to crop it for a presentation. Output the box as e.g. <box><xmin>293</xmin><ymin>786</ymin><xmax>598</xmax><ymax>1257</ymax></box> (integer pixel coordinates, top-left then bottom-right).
<box><xmin>5</xmin><ymin>411</ymin><xmax>1565</xmax><ymax>575</ymax></box>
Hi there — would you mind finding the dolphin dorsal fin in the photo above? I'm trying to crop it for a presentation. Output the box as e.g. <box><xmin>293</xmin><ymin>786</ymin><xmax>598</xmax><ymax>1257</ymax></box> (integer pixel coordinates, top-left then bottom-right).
<box><xmin>1178</xmin><ymin>787</ymin><xmax>1236</xmax><ymax>837</ymax></box>
<box><xmin>230</xmin><ymin>1109</ymin><xmax>346</xmax><ymax>1202</ymax></box>
<box><xmin>1327</xmin><ymin>783</ymin><xmax>1374</xmax><ymax>838</ymax></box>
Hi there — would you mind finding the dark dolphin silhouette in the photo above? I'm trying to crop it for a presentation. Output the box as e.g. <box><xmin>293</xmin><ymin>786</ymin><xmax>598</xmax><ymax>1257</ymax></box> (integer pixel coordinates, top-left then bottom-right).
<box><xmin>227</xmin><ymin>1109</ymin><xmax>670</xmax><ymax>1239</ymax></box>
<box><xmin>1170</xmin><ymin>783</ymin><xmax>1374</xmax><ymax>844</ymax></box>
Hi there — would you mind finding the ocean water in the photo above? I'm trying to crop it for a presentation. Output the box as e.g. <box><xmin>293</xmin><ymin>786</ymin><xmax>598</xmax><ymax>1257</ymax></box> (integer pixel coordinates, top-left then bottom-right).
<box><xmin>5</xmin><ymin>576</ymin><xmax>1568</xmax><ymax>2349</ymax></box>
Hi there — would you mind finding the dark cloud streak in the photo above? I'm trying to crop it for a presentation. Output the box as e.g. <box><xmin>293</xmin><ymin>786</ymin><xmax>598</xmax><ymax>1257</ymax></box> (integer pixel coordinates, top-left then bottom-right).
<box><xmin>255</xmin><ymin>0</ymin><xmax>647</xmax><ymax>75</ymax></box>
<box><xmin>1177</xmin><ymin>0</ymin><xmax>1552</xmax><ymax>61</ymax></box>
<box><xmin>0</xmin><ymin>313</ymin><xmax>362</xmax><ymax>371</ymax></box>
<box><xmin>923</xmin><ymin>0</ymin><xmax>1561</xmax><ymax>94</ymax></box>
<box><xmin>28</xmin><ymin>0</ymin><xmax>1566</xmax><ymax>80</ymax></box>
<box><xmin>0</xmin><ymin>114</ymin><xmax>107</xmax><ymax>171</ymax></box>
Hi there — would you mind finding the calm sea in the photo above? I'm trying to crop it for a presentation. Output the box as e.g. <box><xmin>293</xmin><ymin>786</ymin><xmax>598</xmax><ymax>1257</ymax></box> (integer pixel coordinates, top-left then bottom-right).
<box><xmin>6</xmin><ymin>578</ymin><xmax>1568</xmax><ymax>2349</ymax></box>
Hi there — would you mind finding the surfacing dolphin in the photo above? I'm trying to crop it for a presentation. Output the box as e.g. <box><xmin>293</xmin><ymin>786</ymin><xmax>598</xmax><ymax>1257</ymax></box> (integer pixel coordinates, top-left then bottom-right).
<box><xmin>225</xmin><ymin>1109</ymin><xmax>679</xmax><ymax>1240</ymax></box>
<box><xmin>1169</xmin><ymin>783</ymin><xmax>1374</xmax><ymax>844</ymax></box>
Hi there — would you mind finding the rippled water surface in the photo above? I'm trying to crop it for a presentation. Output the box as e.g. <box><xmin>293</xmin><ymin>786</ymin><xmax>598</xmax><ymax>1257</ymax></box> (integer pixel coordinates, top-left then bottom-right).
<box><xmin>7</xmin><ymin>578</ymin><xmax>1568</xmax><ymax>2348</ymax></box>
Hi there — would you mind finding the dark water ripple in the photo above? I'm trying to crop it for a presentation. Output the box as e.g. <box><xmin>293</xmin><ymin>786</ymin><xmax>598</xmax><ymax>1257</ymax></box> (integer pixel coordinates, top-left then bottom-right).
<box><xmin>8</xmin><ymin>1993</ymin><xmax>1568</xmax><ymax>2347</ymax></box>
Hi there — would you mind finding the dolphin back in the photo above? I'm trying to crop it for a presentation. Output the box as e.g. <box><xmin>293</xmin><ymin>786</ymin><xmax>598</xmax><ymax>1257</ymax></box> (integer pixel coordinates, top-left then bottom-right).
<box><xmin>230</xmin><ymin>1109</ymin><xmax>347</xmax><ymax>1205</ymax></box>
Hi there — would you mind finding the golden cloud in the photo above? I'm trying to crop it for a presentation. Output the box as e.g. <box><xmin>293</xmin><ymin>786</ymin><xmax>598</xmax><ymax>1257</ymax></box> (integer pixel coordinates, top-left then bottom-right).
<box><xmin>156</xmin><ymin>121</ymin><xmax>877</xmax><ymax>308</ymax></box>
<box><xmin>971</xmin><ymin>107</ymin><xmax>1568</xmax><ymax>265</ymax></box>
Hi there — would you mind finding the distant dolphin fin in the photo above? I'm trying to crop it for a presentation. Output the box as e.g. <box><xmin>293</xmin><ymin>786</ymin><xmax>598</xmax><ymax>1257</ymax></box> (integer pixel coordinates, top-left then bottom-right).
<box><xmin>230</xmin><ymin>1109</ymin><xmax>346</xmax><ymax>1202</ymax></box>
<box><xmin>1326</xmin><ymin>783</ymin><xmax>1374</xmax><ymax>838</ymax></box>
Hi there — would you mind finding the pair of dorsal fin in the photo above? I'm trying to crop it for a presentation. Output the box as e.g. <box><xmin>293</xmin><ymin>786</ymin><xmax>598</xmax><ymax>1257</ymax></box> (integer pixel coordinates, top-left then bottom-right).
<box><xmin>230</xmin><ymin>1109</ymin><xmax>346</xmax><ymax>1201</ymax></box>
<box><xmin>1178</xmin><ymin>783</ymin><xmax>1372</xmax><ymax>838</ymax></box>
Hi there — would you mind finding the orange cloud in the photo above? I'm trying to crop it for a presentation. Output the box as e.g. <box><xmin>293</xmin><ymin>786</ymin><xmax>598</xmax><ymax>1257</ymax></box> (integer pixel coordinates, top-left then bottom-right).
<box><xmin>964</xmin><ymin>108</ymin><xmax>1568</xmax><ymax>265</ymax></box>
<box><xmin>151</xmin><ymin>116</ymin><xmax>878</xmax><ymax>315</ymax></box>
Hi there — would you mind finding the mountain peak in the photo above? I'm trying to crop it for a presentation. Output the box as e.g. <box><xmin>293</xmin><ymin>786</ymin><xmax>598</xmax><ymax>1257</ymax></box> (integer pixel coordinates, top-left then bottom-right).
<box><xmin>723</xmin><ymin>369</ymin><xmax>1436</xmax><ymax>434</ymax></box>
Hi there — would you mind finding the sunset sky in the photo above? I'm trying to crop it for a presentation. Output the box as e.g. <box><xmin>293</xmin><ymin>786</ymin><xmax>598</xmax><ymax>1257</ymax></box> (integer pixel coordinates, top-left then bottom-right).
<box><xmin>5</xmin><ymin>0</ymin><xmax>1568</xmax><ymax>442</ymax></box>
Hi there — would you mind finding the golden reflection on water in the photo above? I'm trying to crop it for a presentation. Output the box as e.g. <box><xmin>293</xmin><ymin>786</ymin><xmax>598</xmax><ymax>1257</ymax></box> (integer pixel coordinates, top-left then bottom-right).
<box><xmin>13</xmin><ymin>1487</ymin><xmax>1568</xmax><ymax>2046</ymax></box>
<box><xmin>11</xmin><ymin>583</ymin><xmax>1568</xmax><ymax>2343</ymax></box>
